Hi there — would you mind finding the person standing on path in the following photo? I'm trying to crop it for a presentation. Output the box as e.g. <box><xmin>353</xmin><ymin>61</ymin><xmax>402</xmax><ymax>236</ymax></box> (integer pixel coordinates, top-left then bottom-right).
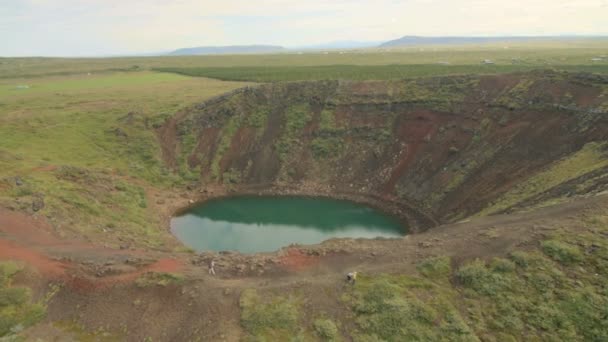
<box><xmin>346</xmin><ymin>271</ymin><xmax>357</xmax><ymax>285</ymax></box>
<box><xmin>209</xmin><ymin>260</ymin><xmax>216</xmax><ymax>276</ymax></box>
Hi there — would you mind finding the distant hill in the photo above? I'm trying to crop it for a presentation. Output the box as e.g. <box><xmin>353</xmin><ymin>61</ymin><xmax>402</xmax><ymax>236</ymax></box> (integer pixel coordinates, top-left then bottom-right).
<box><xmin>379</xmin><ymin>35</ymin><xmax>607</xmax><ymax>47</ymax></box>
<box><xmin>169</xmin><ymin>45</ymin><xmax>285</xmax><ymax>56</ymax></box>
<box><xmin>293</xmin><ymin>41</ymin><xmax>381</xmax><ymax>50</ymax></box>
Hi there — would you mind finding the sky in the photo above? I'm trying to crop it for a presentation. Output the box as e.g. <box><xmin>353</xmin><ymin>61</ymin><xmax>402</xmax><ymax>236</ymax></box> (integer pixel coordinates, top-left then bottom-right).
<box><xmin>1</xmin><ymin>0</ymin><xmax>608</xmax><ymax>57</ymax></box>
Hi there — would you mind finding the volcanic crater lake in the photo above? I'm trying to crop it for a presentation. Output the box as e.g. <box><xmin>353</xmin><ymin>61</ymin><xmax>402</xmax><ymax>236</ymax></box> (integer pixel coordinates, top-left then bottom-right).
<box><xmin>170</xmin><ymin>196</ymin><xmax>406</xmax><ymax>253</ymax></box>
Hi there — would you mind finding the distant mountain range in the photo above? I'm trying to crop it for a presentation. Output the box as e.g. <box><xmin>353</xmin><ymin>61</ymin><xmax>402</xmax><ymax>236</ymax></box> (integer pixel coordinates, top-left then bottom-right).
<box><xmin>293</xmin><ymin>40</ymin><xmax>381</xmax><ymax>50</ymax></box>
<box><xmin>168</xmin><ymin>45</ymin><xmax>285</xmax><ymax>56</ymax></box>
<box><xmin>379</xmin><ymin>35</ymin><xmax>608</xmax><ymax>47</ymax></box>
<box><xmin>167</xmin><ymin>36</ymin><xmax>608</xmax><ymax>56</ymax></box>
<box><xmin>168</xmin><ymin>41</ymin><xmax>382</xmax><ymax>55</ymax></box>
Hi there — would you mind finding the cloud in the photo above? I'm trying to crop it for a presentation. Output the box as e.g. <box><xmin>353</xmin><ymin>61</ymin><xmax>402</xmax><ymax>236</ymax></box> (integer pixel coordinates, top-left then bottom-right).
<box><xmin>1</xmin><ymin>0</ymin><xmax>607</xmax><ymax>56</ymax></box>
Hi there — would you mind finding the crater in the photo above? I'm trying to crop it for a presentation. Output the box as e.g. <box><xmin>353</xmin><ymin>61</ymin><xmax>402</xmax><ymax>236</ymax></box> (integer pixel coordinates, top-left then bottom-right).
<box><xmin>160</xmin><ymin>71</ymin><xmax>608</xmax><ymax>252</ymax></box>
<box><xmin>171</xmin><ymin>196</ymin><xmax>405</xmax><ymax>253</ymax></box>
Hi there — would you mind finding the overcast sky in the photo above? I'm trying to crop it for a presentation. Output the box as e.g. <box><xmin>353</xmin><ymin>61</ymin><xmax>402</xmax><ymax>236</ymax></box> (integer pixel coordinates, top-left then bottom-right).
<box><xmin>2</xmin><ymin>0</ymin><xmax>608</xmax><ymax>57</ymax></box>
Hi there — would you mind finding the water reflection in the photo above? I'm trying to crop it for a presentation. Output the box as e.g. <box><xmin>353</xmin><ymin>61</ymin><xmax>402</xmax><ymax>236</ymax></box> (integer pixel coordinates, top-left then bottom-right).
<box><xmin>171</xmin><ymin>196</ymin><xmax>405</xmax><ymax>253</ymax></box>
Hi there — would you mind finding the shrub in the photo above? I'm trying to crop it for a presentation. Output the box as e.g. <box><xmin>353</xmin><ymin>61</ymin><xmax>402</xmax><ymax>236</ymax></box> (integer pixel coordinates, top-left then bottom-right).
<box><xmin>490</xmin><ymin>258</ymin><xmax>516</xmax><ymax>273</ymax></box>
<box><xmin>313</xmin><ymin>318</ymin><xmax>339</xmax><ymax>341</ymax></box>
<box><xmin>0</xmin><ymin>262</ymin><xmax>46</xmax><ymax>337</ymax></box>
<box><xmin>239</xmin><ymin>289</ymin><xmax>298</xmax><ymax>338</ymax></box>
<box><xmin>541</xmin><ymin>240</ymin><xmax>583</xmax><ymax>264</ymax></box>
<box><xmin>135</xmin><ymin>272</ymin><xmax>184</xmax><ymax>287</ymax></box>
<box><xmin>416</xmin><ymin>256</ymin><xmax>451</xmax><ymax>279</ymax></box>
<box><xmin>509</xmin><ymin>251</ymin><xmax>534</xmax><ymax>268</ymax></box>
<box><xmin>456</xmin><ymin>259</ymin><xmax>510</xmax><ymax>296</ymax></box>
<box><xmin>0</xmin><ymin>288</ymin><xmax>29</xmax><ymax>307</ymax></box>
<box><xmin>311</xmin><ymin>137</ymin><xmax>342</xmax><ymax>158</ymax></box>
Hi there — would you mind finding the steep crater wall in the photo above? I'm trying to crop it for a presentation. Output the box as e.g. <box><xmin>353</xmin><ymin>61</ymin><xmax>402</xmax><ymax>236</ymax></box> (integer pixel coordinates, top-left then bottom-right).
<box><xmin>160</xmin><ymin>71</ymin><xmax>608</xmax><ymax>230</ymax></box>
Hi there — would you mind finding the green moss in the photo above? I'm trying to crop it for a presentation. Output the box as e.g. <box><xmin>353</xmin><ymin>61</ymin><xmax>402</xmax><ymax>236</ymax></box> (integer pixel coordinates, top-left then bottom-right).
<box><xmin>245</xmin><ymin>106</ymin><xmax>270</xmax><ymax>129</ymax></box>
<box><xmin>494</xmin><ymin>78</ymin><xmax>535</xmax><ymax>110</ymax></box>
<box><xmin>311</xmin><ymin>137</ymin><xmax>343</xmax><ymax>159</ymax></box>
<box><xmin>275</xmin><ymin>104</ymin><xmax>312</xmax><ymax>162</ymax></box>
<box><xmin>318</xmin><ymin>109</ymin><xmax>338</xmax><ymax>131</ymax></box>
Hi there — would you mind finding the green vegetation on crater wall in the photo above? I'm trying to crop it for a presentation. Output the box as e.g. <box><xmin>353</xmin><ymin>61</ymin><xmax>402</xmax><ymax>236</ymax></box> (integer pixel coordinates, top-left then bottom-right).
<box><xmin>210</xmin><ymin>115</ymin><xmax>243</xmax><ymax>180</ymax></box>
<box><xmin>311</xmin><ymin>137</ymin><xmax>343</xmax><ymax>159</ymax></box>
<box><xmin>275</xmin><ymin>104</ymin><xmax>313</xmax><ymax>162</ymax></box>
<box><xmin>318</xmin><ymin>109</ymin><xmax>339</xmax><ymax>132</ymax></box>
<box><xmin>246</xmin><ymin>106</ymin><xmax>270</xmax><ymax>129</ymax></box>
<box><xmin>203</xmin><ymin>105</ymin><xmax>269</xmax><ymax>181</ymax></box>
<box><xmin>494</xmin><ymin>78</ymin><xmax>536</xmax><ymax>109</ymax></box>
<box><xmin>478</xmin><ymin>141</ymin><xmax>608</xmax><ymax>216</ymax></box>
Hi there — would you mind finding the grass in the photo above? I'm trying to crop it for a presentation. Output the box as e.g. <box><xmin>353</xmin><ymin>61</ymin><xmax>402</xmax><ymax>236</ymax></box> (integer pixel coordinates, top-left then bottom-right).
<box><xmin>3</xmin><ymin>40</ymin><xmax>608</xmax><ymax>79</ymax></box>
<box><xmin>0</xmin><ymin>262</ymin><xmax>46</xmax><ymax>338</ymax></box>
<box><xmin>155</xmin><ymin>64</ymin><xmax>608</xmax><ymax>82</ymax></box>
<box><xmin>416</xmin><ymin>256</ymin><xmax>452</xmax><ymax>279</ymax></box>
<box><xmin>0</xmin><ymin>71</ymin><xmax>249</xmax><ymax>248</ymax></box>
<box><xmin>239</xmin><ymin>289</ymin><xmax>301</xmax><ymax>341</ymax></box>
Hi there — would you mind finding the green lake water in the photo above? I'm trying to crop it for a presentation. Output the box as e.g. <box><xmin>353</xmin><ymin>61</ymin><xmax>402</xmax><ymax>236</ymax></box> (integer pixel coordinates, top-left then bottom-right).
<box><xmin>170</xmin><ymin>196</ymin><xmax>406</xmax><ymax>253</ymax></box>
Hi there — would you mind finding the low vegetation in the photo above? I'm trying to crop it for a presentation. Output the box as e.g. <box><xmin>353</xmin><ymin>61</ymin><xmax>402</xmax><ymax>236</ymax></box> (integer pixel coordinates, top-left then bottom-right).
<box><xmin>156</xmin><ymin>64</ymin><xmax>608</xmax><ymax>82</ymax></box>
<box><xmin>135</xmin><ymin>272</ymin><xmax>184</xmax><ymax>287</ymax></box>
<box><xmin>0</xmin><ymin>262</ymin><xmax>45</xmax><ymax>338</ymax></box>
<box><xmin>0</xmin><ymin>72</ymin><xmax>248</xmax><ymax>248</ymax></box>
<box><xmin>238</xmin><ymin>210</ymin><xmax>608</xmax><ymax>340</ymax></box>
<box><xmin>4</xmin><ymin>42</ymin><xmax>608</xmax><ymax>79</ymax></box>
<box><xmin>239</xmin><ymin>289</ymin><xmax>301</xmax><ymax>341</ymax></box>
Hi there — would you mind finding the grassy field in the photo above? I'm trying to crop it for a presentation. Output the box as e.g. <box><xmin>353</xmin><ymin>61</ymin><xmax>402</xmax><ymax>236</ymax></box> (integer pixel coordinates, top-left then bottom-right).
<box><xmin>2</xmin><ymin>40</ymin><xmax>607</xmax><ymax>79</ymax></box>
<box><xmin>154</xmin><ymin>64</ymin><xmax>608</xmax><ymax>82</ymax></box>
<box><xmin>0</xmin><ymin>71</ymin><xmax>249</xmax><ymax>247</ymax></box>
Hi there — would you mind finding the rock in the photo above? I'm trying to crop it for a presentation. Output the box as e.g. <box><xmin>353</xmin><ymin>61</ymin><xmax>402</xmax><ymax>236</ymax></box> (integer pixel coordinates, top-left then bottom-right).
<box><xmin>156</xmin><ymin>199</ymin><xmax>165</xmax><ymax>205</ymax></box>
<box><xmin>32</xmin><ymin>195</ymin><xmax>45</xmax><ymax>212</ymax></box>
<box><xmin>418</xmin><ymin>241</ymin><xmax>432</xmax><ymax>248</ymax></box>
<box><xmin>14</xmin><ymin>176</ymin><xmax>23</xmax><ymax>186</ymax></box>
<box><xmin>448</xmin><ymin>146</ymin><xmax>460</xmax><ymax>154</ymax></box>
<box><xmin>188</xmin><ymin>199</ymin><xmax>195</xmax><ymax>204</ymax></box>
